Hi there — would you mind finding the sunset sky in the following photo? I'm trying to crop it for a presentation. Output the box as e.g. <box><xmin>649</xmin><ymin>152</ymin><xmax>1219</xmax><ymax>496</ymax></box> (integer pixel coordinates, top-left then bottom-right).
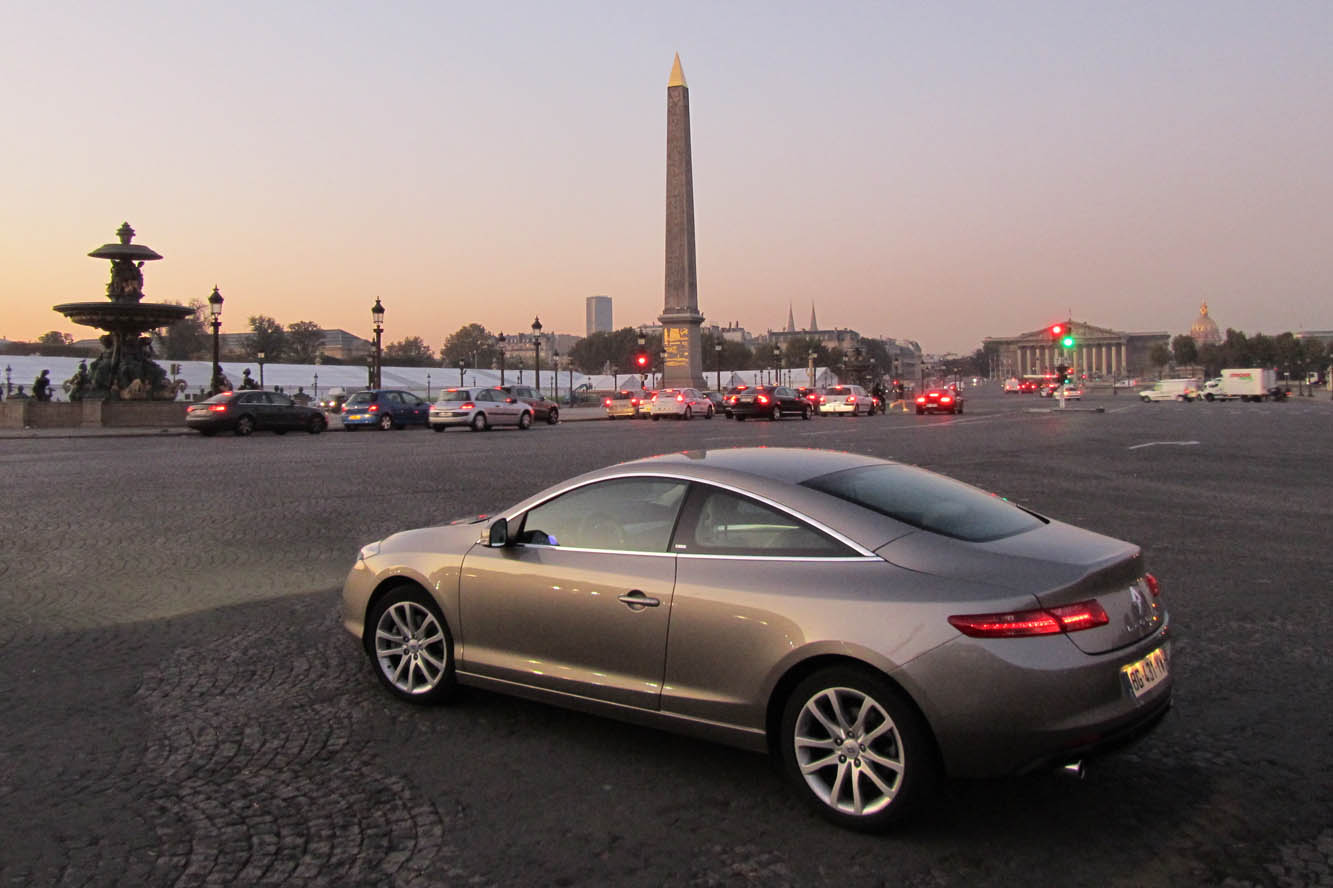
<box><xmin>2</xmin><ymin>1</ymin><xmax>1328</xmax><ymax>355</ymax></box>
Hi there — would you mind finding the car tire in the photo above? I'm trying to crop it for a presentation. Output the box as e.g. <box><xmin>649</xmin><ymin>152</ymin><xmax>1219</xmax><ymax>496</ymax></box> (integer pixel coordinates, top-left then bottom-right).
<box><xmin>379</xmin><ymin>413</ymin><xmax>395</xmax><ymax>431</ymax></box>
<box><xmin>518</xmin><ymin>411</ymin><xmax>533</xmax><ymax>430</ymax></box>
<box><xmin>366</xmin><ymin>584</ymin><xmax>457</xmax><ymax>705</ymax></box>
<box><xmin>683</xmin><ymin>407</ymin><xmax>692</xmax><ymax>421</ymax></box>
<box><xmin>235</xmin><ymin>415</ymin><xmax>255</xmax><ymax>437</ymax></box>
<box><xmin>956</xmin><ymin>404</ymin><xmax>963</xmax><ymax>414</ymax></box>
<box><xmin>471</xmin><ymin>412</ymin><xmax>488</xmax><ymax>432</ymax></box>
<box><xmin>547</xmin><ymin>408</ymin><xmax>559</xmax><ymax>425</ymax></box>
<box><xmin>706</xmin><ymin>406</ymin><xmax>714</xmax><ymax>419</ymax></box>
<box><xmin>780</xmin><ymin>666</ymin><xmax>937</xmax><ymax>832</ymax></box>
<box><xmin>307</xmin><ymin>415</ymin><xmax>326</xmax><ymax>434</ymax></box>
<box><xmin>772</xmin><ymin>405</ymin><xmax>782</xmax><ymax>422</ymax></box>
<box><xmin>802</xmin><ymin>405</ymin><xmax>812</xmax><ymax>420</ymax></box>
<box><xmin>432</xmin><ymin>425</ymin><xmax>446</xmax><ymax>433</ymax></box>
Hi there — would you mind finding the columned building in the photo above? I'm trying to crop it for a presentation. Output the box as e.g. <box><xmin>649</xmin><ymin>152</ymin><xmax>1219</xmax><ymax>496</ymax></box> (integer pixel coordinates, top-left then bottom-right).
<box><xmin>985</xmin><ymin>322</ymin><xmax>1168</xmax><ymax>380</ymax></box>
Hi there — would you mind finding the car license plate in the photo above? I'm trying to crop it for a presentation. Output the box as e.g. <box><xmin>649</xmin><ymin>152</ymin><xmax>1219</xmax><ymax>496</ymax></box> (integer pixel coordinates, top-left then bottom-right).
<box><xmin>347</xmin><ymin>413</ymin><xmax>366</xmax><ymax>421</ymax></box>
<box><xmin>1121</xmin><ymin>646</ymin><xmax>1169</xmax><ymax>700</ymax></box>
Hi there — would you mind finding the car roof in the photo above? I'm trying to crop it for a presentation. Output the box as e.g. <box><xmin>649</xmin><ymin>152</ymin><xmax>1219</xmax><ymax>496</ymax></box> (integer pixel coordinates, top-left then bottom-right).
<box><xmin>615</xmin><ymin>447</ymin><xmax>883</xmax><ymax>486</ymax></box>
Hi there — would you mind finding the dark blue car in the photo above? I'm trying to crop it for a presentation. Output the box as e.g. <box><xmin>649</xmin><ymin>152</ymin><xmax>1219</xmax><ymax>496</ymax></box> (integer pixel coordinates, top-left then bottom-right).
<box><xmin>341</xmin><ymin>389</ymin><xmax>431</xmax><ymax>430</ymax></box>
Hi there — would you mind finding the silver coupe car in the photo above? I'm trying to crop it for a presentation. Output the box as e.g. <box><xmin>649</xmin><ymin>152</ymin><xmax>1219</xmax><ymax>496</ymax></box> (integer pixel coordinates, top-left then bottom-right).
<box><xmin>342</xmin><ymin>447</ymin><xmax>1171</xmax><ymax>830</ymax></box>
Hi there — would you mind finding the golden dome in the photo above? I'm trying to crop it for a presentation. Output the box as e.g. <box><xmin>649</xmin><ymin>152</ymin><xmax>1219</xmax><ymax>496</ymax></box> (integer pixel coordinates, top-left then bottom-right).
<box><xmin>1189</xmin><ymin>301</ymin><xmax>1221</xmax><ymax>346</ymax></box>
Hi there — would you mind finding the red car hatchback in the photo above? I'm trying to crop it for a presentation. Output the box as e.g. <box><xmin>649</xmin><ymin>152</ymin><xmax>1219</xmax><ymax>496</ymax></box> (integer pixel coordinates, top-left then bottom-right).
<box><xmin>916</xmin><ymin>389</ymin><xmax>964</xmax><ymax>415</ymax></box>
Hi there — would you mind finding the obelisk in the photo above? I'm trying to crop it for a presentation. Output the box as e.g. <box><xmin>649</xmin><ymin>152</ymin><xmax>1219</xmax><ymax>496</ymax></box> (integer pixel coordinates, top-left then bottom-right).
<box><xmin>660</xmin><ymin>53</ymin><xmax>708</xmax><ymax>389</ymax></box>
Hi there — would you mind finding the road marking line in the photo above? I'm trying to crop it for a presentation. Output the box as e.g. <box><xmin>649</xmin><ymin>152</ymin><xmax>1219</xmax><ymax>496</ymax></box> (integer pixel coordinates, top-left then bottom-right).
<box><xmin>1128</xmin><ymin>440</ymin><xmax>1200</xmax><ymax>450</ymax></box>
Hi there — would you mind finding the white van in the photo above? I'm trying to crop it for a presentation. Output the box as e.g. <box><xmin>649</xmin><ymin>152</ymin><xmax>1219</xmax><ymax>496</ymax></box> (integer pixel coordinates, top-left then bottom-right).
<box><xmin>1139</xmin><ymin>378</ymin><xmax>1201</xmax><ymax>402</ymax></box>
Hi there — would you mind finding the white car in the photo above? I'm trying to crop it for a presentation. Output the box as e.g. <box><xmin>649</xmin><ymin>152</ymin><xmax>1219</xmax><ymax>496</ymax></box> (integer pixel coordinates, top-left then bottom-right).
<box><xmin>819</xmin><ymin>385</ymin><xmax>873</xmax><ymax>416</ymax></box>
<box><xmin>429</xmin><ymin>387</ymin><xmax>533</xmax><ymax>432</ymax></box>
<box><xmin>647</xmin><ymin>387</ymin><xmax>714</xmax><ymax>420</ymax></box>
<box><xmin>1139</xmin><ymin>378</ymin><xmax>1201</xmax><ymax>402</ymax></box>
<box><xmin>1003</xmin><ymin>378</ymin><xmax>1021</xmax><ymax>393</ymax></box>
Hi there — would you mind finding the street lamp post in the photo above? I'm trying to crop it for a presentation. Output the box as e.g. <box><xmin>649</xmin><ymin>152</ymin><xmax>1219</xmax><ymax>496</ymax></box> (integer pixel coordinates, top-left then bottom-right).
<box><xmin>313</xmin><ymin>352</ymin><xmax>321</xmax><ymax>402</ymax></box>
<box><xmin>458</xmin><ymin>358</ymin><xmax>465</xmax><ymax>386</ymax></box>
<box><xmin>659</xmin><ymin>351</ymin><xmax>666</xmax><ymax>389</ymax></box>
<box><xmin>4</xmin><ymin>364</ymin><xmax>11</xmax><ymax>397</ymax></box>
<box><xmin>715</xmin><ymin>342</ymin><xmax>722</xmax><ymax>391</ymax></box>
<box><xmin>552</xmin><ymin>348</ymin><xmax>560</xmax><ymax>403</ymax></box>
<box><xmin>531</xmin><ymin>317</ymin><xmax>543</xmax><ymax>392</ymax></box>
<box><xmin>772</xmin><ymin>345</ymin><xmax>781</xmax><ymax>387</ymax></box>
<box><xmin>257</xmin><ymin>350</ymin><xmax>265</xmax><ymax>389</ymax></box>
<box><xmin>808</xmin><ymin>350</ymin><xmax>817</xmax><ymax>389</ymax></box>
<box><xmin>208</xmin><ymin>286</ymin><xmax>224</xmax><ymax>393</ymax></box>
<box><xmin>426</xmin><ymin>372</ymin><xmax>431</xmax><ymax>401</ymax></box>
<box><xmin>497</xmin><ymin>332</ymin><xmax>506</xmax><ymax>385</ymax></box>
<box><xmin>371</xmin><ymin>298</ymin><xmax>385</xmax><ymax>389</ymax></box>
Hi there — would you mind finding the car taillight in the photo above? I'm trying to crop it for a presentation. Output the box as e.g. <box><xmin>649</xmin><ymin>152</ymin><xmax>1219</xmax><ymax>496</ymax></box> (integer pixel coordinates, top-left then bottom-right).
<box><xmin>820</xmin><ymin>396</ymin><xmax>827</xmax><ymax>403</ymax></box>
<box><xmin>676</xmin><ymin>393</ymin><xmax>684</xmax><ymax>402</ymax></box>
<box><xmin>1144</xmin><ymin>573</ymin><xmax>1160</xmax><ymax>596</ymax></box>
<box><xmin>368</xmin><ymin>404</ymin><xmax>379</xmax><ymax>412</ymax></box>
<box><xmin>603</xmin><ymin>398</ymin><xmax>612</xmax><ymax>406</ymax></box>
<box><xmin>916</xmin><ymin>396</ymin><xmax>926</xmax><ymax>404</ymax></box>
<box><xmin>756</xmin><ymin>394</ymin><xmax>770</xmax><ymax>404</ymax></box>
<box><xmin>948</xmin><ymin>601</ymin><xmax>1110</xmax><ymax>638</ymax></box>
<box><xmin>461</xmin><ymin>402</ymin><xmax>475</xmax><ymax>410</ymax></box>
<box><xmin>941</xmin><ymin>396</ymin><xmax>953</xmax><ymax>404</ymax></box>
<box><xmin>209</xmin><ymin>404</ymin><xmax>227</xmax><ymax>413</ymax></box>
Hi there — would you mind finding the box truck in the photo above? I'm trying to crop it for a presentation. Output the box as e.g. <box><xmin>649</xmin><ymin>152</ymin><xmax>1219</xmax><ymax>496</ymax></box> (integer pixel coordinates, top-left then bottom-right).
<box><xmin>1200</xmin><ymin>368</ymin><xmax>1284</xmax><ymax>402</ymax></box>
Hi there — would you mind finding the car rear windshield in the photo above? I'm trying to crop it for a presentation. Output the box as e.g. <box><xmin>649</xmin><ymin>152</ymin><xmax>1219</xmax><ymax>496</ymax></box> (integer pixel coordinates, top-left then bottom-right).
<box><xmin>345</xmin><ymin>392</ymin><xmax>374</xmax><ymax>406</ymax></box>
<box><xmin>437</xmin><ymin>390</ymin><xmax>474</xmax><ymax>403</ymax></box>
<box><xmin>802</xmin><ymin>465</ymin><xmax>1045</xmax><ymax>542</ymax></box>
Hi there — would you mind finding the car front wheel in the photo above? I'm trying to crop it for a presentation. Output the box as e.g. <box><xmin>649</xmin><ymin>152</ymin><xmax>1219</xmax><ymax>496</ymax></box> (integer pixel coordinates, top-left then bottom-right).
<box><xmin>780</xmin><ymin>666</ymin><xmax>936</xmax><ymax>832</ymax></box>
<box><xmin>518</xmin><ymin>411</ymin><xmax>533</xmax><ymax>430</ymax></box>
<box><xmin>367</xmin><ymin>585</ymin><xmax>457</xmax><ymax>704</ymax></box>
<box><xmin>471</xmin><ymin>412</ymin><xmax>488</xmax><ymax>432</ymax></box>
<box><xmin>547</xmin><ymin>407</ymin><xmax>559</xmax><ymax>425</ymax></box>
<box><xmin>307</xmin><ymin>415</ymin><xmax>326</xmax><ymax>434</ymax></box>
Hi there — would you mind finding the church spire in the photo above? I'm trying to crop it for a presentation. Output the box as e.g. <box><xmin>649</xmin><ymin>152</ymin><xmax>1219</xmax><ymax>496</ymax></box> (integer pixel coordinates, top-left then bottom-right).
<box><xmin>786</xmin><ymin>302</ymin><xmax>796</xmax><ymax>333</ymax></box>
<box><xmin>809</xmin><ymin>302</ymin><xmax>818</xmax><ymax>331</ymax></box>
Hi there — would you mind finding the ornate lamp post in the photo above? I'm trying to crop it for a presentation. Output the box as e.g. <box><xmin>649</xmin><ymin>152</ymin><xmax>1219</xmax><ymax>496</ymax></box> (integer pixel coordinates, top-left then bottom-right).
<box><xmin>366</xmin><ymin>354</ymin><xmax>375</xmax><ymax>388</ymax></box>
<box><xmin>426</xmin><ymin>371</ymin><xmax>431</xmax><ymax>401</ymax></box>
<box><xmin>552</xmin><ymin>348</ymin><xmax>560</xmax><ymax>402</ymax></box>
<box><xmin>659</xmin><ymin>350</ymin><xmax>666</xmax><ymax>389</ymax></box>
<box><xmin>497</xmin><ymin>332</ymin><xmax>506</xmax><ymax>385</ymax></box>
<box><xmin>257</xmin><ymin>350</ymin><xmax>265</xmax><ymax>389</ymax></box>
<box><xmin>371</xmin><ymin>298</ymin><xmax>385</xmax><ymax>388</ymax></box>
<box><xmin>715</xmin><ymin>341</ymin><xmax>723</xmax><ymax>391</ymax></box>
<box><xmin>531</xmin><ymin>317</ymin><xmax>543</xmax><ymax>391</ymax></box>
<box><xmin>808</xmin><ymin>349</ymin><xmax>817</xmax><ymax>389</ymax></box>
<box><xmin>313</xmin><ymin>352</ymin><xmax>321</xmax><ymax>402</ymax></box>
<box><xmin>457</xmin><ymin>358</ymin><xmax>465</xmax><ymax>386</ymax></box>
<box><xmin>208</xmin><ymin>286</ymin><xmax>224</xmax><ymax>393</ymax></box>
<box><xmin>4</xmin><ymin>364</ymin><xmax>12</xmax><ymax>397</ymax></box>
<box><xmin>772</xmin><ymin>345</ymin><xmax>781</xmax><ymax>386</ymax></box>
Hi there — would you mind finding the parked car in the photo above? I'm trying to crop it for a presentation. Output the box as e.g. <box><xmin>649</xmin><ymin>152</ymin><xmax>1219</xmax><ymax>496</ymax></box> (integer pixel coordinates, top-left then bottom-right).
<box><xmin>647</xmin><ymin>387</ymin><xmax>715</xmax><ymax>420</ymax></box>
<box><xmin>500</xmin><ymin>384</ymin><xmax>560</xmax><ymax>424</ymax></box>
<box><xmin>342</xmin><ymin>389</ymin><xmax>431</xmax><ymax>430</ymax></box>
<box><xmin>343</xmin><ymin>447</ymin><xmax>1171</xmax><ymax>831</ymax></box>
<box><xmin>819</xmin><ymin>385</ymin><xmax>873</xmax><ymax>416</ymax></box>
<box><xmin>187</xmin><ymin>390</ymin><xmax>328</xmax><ymax>437</ymax></box>
<box><xmin>603</xmin><ymin>389</ymin><xmax>649</xmax><ymax>419</ymax></box>
<box><xmin>429</xmin><ymin>387</ymin><xmax>533</xmax><ymax>432</ymax></box>
<box><xmin>915</xmin><ymin>388</ymin><xmax>964</xmax><ymax>415</ymax></box>
<box><xmin>729</xmin><ymin>385</ymin><xmax>813</xmax><ymax>421</ymax></box>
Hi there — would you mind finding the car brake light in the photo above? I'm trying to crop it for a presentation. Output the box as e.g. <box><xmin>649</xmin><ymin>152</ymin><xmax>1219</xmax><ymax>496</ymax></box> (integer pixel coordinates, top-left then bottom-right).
<box><xmin>847</xmin><ymin>395</ymin><xmax>856</xmax><ymax>403</ymax></box>
<box><xmin>948</xmin><ymin>601</ymin><xmax>1109</xmax><ymax>638</ymax></box>
<box><xmin>603</xmin><ymin>398</ymin><xmax>612</xmax><ymax>406</ymax></box>
<box><xmin>916</xmin><ymin>396</ymin><xmax>926</xmax><ymax>404</ymax></box>
<box><xmin>676</xmin><ymin>393</ymin><xmax>684</xmax><ymax>402</ymax></box>
<box><xmin>756</xmin><ymin>394</ymin><xmax>770</xmax><ymax>404</ymax></box>
<box><xmin>1144</xmin><ymin>573</ymin><xmax>1159</xmax><ymax>596</ymax></box>
<box><xmin>208</xmin><ymin>404</ymin><xmax>227</xmax><ymax>413</ymax></box>
<box><xmin>368</xmin><ymin>404</ymin><xmax>379</xmax><ymax>412</ymax></box>
<box><xmin>461</xmin><ymin>402</ymin><xmax>475</xmax><ymax>410</ymax></box>
<box><xmin>941</xmin><ymin>396</ymin><xmax>953</xmax><ymax>404</ymax></box>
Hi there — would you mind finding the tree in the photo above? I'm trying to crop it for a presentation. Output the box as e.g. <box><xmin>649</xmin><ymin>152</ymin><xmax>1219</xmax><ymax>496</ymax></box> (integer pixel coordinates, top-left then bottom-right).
<box><xmin>441</xmin><ymin>323</ymin><xmax>500</xmax><ymax>368</ymax></box>
<box><xmin>1148</xmin><ymin>343</ymin><xmax>1172</xmax><ymax>372</ymax></box>
<box><xmin>157</xmin><ymin>301</ymin><xmax>210</xmax><ymax>360</ymax></box>
<box><xmin>37</xmin><ymin>330</ymin><xmax>75</xmax><ymax>346</ymax></box>
<box><xmin>384</xmin><ymin>336</ymin><xmax>436</xmax><ymax>367</ymax></box>
<box><xmin>1170</xmin><ymin>334</ymin><xmax>1198</xmax><ymax>367</ymax></box>
<box><xmin>245</xmin><ymin>316</ymin><xmax>286</xmax><ymax>361</ymax></box>
<box><xmin>286</xmin><ymin>321</ymin><xmax>325</xmax><ymax>364</ymax></box>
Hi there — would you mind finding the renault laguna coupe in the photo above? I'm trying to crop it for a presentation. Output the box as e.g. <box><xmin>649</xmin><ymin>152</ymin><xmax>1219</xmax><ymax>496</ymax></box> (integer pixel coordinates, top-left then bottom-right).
<box><xmin>342</xmin><ymin>448</ymin><xmax>1171</xmax><ymax>830</ymax></box>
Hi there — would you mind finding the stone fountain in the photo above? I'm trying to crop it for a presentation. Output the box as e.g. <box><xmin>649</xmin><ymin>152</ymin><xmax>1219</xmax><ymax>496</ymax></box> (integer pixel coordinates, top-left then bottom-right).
<box><xmin>54</xmin><ymin>223</ymin><xmax>194</xmax><ymax>400</ymax></box>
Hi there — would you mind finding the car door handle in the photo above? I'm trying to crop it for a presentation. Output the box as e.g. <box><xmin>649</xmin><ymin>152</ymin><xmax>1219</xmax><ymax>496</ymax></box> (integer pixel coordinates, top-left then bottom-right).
<box><xmin>617</xmin><ymin>590</ymin><xmax>660</xmax><ymax>610</ymax></box>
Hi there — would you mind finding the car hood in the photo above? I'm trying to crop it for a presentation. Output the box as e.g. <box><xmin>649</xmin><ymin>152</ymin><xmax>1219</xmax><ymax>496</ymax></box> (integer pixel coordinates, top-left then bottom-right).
<box><xmin>379</xmin><ymin>522</ymin><xmax>484</xmax><ymax>556</ymax></box>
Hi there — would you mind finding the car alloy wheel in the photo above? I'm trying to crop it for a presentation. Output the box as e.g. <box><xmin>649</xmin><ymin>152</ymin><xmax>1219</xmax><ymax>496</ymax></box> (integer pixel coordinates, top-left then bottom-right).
<box><xmin>471</xmin><ymin>412</ymin><xmax>489</xmax><ymax>431</ymax></box>
<box><xmin>802</xmin><ymin>405</ymin><xmax>812</xmax><ymax>420</ymax></box>
<box><xmin>547</xmin><ymin>408</ymin><xmax>559</xmax><ymax>425</ymax></box>
<box><xmin>234</xmin><ymin>415</ymin><xmax>255</xmax><ymax>436</ymax></box>
<box><xmin>378</xmin><ymin>413</ymin><xmax>395</xmax><ymax>431</ymax></box>
<box><xmin>518</xmin><ymin>411</ymin><xmax>533</xmax><ymax>430</ymax></box>
<box><xmin>308</xmin><ymin>415</ymin><xmax>326</xmax><ymax>434</ymax></box>
<box><xmin>781</xmin><ymin>667</ymin><xmax>935</xmax><ymax>831</ymax></box>
<box><xmin>368</xmin><ymin>586</ymin><xmax>456</xmax><ymax>704</ymax></box>
<box><xmin>772</xmin><ymin>405</ymin><xmax>782</xmax><ymax>421</ymax></box>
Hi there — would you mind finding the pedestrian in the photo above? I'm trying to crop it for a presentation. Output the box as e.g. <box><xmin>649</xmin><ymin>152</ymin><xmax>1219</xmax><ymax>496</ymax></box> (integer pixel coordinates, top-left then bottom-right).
<box><xmin>889</xmin><ymin>380</ymin><xmax>909</xmax><ymax>412</ymax></box>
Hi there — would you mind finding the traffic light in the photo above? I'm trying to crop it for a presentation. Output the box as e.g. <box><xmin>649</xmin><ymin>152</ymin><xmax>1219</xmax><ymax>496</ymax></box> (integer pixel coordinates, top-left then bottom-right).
<box><xmin>1050</xmin><ymin>322</ymin><xmax>1075</xmax><ymax>349</ymax></box>
<box><xmin>1049</xmin><ymin>323</ymin><xmax>1064</xmax><ymax>340</ymax></box>
<box><xmin>635</xmin><ymin>352</ymin><xmax>648</xmax><ymax>370</ymax></box>
<box><xmin>1056</xmin><ymin>363</ymin><xmax>1068</xmax><ymax>385</ymax></box>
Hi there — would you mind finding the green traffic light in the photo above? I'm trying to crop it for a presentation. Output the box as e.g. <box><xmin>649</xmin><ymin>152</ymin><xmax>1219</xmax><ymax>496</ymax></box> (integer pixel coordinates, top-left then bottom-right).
<box><xmin>1061</xmin><ymin>335</ymin><xmax>1075</xmax><ymax>348</ymax></box>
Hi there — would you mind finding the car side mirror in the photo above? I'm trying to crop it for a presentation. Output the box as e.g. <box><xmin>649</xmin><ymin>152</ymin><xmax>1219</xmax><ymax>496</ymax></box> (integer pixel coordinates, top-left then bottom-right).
<box><xmin>488</xmin><ymin>517</ymin><xmax>511</xmax><ymax>547</ymax></box>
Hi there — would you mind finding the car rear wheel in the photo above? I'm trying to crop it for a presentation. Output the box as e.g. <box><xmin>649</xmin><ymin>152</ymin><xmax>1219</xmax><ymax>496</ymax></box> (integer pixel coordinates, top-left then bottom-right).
<box><xmin>432</xmin><ymin>425</ymin><xmax>446</xmax><ymax>433</ymax></box>
<box><xmin>308</xmin><ymin>415</ymin><xmax>326</xmax><ymax>434</ymax></box>
<box><xmin>367</xmin><ymin>585</ymin><xmax>457</xmax><ymax>704</ymax></box>
<box><xmin>683</xmin><ymin>406</ymin><xmax>692</xmax><ymax>421</ymax></box>
<box><xmin>234</xmin><ymin>415</ymin><xmax>255</xmax><ymax>436</ymax></box>
<box><xmin>471</xmin><ymin>412</ymin><xmax>488</xmax><ymax>432</ymax></box>
<box><xmin>378</xmin><ymin>413</ymin><xmax>395</xmax><ymax>431</ymax></box>
<box><xmin>780</xmin><ymin>666</ymin><xmax>936</xmax><ymax>832</ymax></box>
<box><xmin>518</xmin><ymin>411</ymin><xmax>533</xmax><ymax>430</ymax></box>
<box><xmin>772</xmin><ymin>405</ymin><xmax>782</xmax><ymax>421</ymax></box>
<box><xmin>706</xmin><ymin>406</ymin><xmax>714</xmax><ymax>419</ymax></box>
<box><xmin>547</xmin><ymin>407</ymin><xmax>559</xmax><ymax>425</ymax></box>
<box><xmin>802</xmin><ymin>405</ymin><xmax>812</xmax><ymax>420</ymax></box>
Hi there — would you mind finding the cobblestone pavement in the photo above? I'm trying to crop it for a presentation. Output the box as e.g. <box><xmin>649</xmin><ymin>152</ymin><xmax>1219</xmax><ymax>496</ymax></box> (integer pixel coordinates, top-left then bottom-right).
<box><xmin>0</xmin><ymin>390</ymin><xmax>1329</xmax><ymax>886</ymax></box>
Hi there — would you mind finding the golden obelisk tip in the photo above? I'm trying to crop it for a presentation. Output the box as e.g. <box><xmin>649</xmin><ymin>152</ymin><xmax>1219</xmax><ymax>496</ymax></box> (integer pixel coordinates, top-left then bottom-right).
<box><xmin>668</xmin><ymin>53</ymin><xmax>687</xmax><ymax>88</ymax></box>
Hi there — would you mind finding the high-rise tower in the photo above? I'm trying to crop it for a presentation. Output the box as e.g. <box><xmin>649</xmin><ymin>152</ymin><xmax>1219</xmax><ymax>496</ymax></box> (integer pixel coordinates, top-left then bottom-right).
<box><xmin>660</xmin><ymin>53</ymin><xmax>708</xmax><ymax>389</ymax></box>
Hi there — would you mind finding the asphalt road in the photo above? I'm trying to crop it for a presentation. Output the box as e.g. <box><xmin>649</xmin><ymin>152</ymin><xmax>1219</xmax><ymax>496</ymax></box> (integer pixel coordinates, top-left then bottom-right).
<box><xmin>1</xmin><ymin>387</ymin><xmax>1329</xmax><ymax>887</ymax></box>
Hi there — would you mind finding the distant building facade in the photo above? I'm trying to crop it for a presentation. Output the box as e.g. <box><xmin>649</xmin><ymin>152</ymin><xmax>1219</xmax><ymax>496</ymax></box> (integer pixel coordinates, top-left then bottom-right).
<box><xmin>585</xmin><ymin>295</ymin><xmax>612</xmax><ymax>337</ymax></box>
<box><xmin>985</xmin><ymin>321</ymin><xmax>1169</xmax><ymax>379</ymax></box>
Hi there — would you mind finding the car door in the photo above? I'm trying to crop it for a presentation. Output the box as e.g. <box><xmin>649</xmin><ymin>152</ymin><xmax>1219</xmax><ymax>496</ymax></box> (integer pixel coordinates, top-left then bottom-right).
<box><xmin>268</xmin><ymin>392</ymin><xmax>301</xmax><ymax>430</ymax></box>
<box><xmin>237</xmin><ymin>391</ymin><xmax>273</xmax><ymax>428</ymax></box>
<box><xmin>488</xmin><ymin>388</ymin><xmax>521</xmax><ymax>424</ymax></box>
<box><xmin>458</xmin><ymin>477</ymin><xmax>689</xmax><ymax>709</ymax></box>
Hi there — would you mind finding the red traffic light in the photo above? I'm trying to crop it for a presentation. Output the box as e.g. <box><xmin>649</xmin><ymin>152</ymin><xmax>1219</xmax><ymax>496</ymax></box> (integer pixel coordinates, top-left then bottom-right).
<box><xmin>636</xmin><ymin>353</ymin><xmax>648</xmax><ymax>368</ymax></box>
<box><xmin>1050</xmin><ymin>324</ymin><xmax>1064</xmax><ymax>337</ymax></box>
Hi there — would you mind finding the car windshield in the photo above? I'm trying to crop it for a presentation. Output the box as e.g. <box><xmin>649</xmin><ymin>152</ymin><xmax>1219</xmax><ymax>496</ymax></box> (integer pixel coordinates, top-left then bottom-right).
<box><xmin>437</xmin><ymin>390</ymin><xmax>474</xmax><ymax>403</ymax></box>
<box><xmin>345</xmin><ymin>392</ymin><xmax>374</xmax><ymax>406</ymax></box>
<box><xmin>826</xmin><ymin>387</ymin><xmax>852</xmax><ymax>395</ymax></box>
<box><xmin>802</xmin><ymin>464</ymin><xmax>1045</xmax><ymax>542</ymax></box>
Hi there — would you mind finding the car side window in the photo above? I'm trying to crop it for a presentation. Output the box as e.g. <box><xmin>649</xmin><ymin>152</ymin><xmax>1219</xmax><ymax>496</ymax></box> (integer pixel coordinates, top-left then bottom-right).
<box><xmin>675</xmin><ymin>486</ymin><xmax>856</xmax><ymax>558</ymax></box>
<box><xmin>271</xmin><ymin>393</ymin><xmax>293</xmax><ymax>406</ymax></box>
<box><xmin>517</xmin><ymin>478</ymin><xmax>690</xmax><ymax>552</ymax></box>
<box><xmin>240</xmin><ymin>392</ymin><xmax>264</xmax><ymax>404</ymax></box>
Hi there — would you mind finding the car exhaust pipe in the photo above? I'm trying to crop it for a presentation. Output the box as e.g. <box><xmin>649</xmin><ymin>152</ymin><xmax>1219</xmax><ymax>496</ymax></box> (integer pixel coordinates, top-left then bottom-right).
<box><xmin>1060</xmin><ymin>760</ymin><xmax>1085</xmax><ymax>780</ymax></box>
